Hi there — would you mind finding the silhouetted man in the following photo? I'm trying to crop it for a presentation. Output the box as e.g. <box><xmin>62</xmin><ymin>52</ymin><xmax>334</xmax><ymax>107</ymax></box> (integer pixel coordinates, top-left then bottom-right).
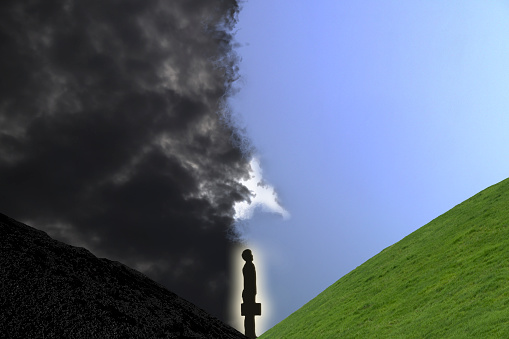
<box><xmin>241</xmin><ymin>249</ymin><xmax>260</xmax><ymax>339</ymax></box>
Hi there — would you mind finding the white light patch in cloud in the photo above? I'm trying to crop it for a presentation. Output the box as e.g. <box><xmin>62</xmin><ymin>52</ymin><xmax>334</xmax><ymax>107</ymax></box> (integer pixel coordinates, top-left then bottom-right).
<box><xmin>234</xmin><ymin>158</ymin><xmax>290</xmax><ymax>220</ymax></box>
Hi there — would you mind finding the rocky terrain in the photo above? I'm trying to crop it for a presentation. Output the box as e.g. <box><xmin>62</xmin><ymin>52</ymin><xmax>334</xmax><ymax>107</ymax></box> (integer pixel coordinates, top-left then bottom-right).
<box><xmin>0</xmin><ymin>213</ymin><xmax>246</xmax><ymax>338</ymax></box>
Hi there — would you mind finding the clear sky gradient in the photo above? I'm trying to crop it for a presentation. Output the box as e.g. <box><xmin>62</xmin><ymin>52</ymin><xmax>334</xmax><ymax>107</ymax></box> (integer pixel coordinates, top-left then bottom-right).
<box><xmin>229</xmin><ymin>1</ymin><xmax>509</xmax><ymax>333</ymax></box>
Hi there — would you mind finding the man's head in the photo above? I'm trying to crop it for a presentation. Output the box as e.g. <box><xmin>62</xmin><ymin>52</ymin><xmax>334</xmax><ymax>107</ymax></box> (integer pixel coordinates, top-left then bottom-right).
<box><xmin>242</xmin><ymin>249</ymin><xmax>253</xmax><ymax>262</ymax></box>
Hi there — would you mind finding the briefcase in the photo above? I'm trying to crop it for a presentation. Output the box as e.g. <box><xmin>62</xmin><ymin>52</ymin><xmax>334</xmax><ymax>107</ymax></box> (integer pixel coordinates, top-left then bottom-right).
<box><xmin>241</xmin><ymin>302</ymin><xmax>261</xmax><ymax>316</ymax></box>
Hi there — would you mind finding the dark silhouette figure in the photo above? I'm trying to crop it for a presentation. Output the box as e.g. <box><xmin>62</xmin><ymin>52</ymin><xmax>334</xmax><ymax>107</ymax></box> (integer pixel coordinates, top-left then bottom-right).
<box><xmin>241</xmin><ymin>249</ymin><xmax>260</xmax><ymax>339</ymax></box>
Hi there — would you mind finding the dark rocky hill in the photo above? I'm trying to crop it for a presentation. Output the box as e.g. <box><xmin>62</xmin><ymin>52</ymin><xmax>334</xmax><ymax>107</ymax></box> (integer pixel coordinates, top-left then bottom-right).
<box><xmin>0</xmin><ymin>213</ymin><xmax>246</xmax><ymax>338</ymax></box>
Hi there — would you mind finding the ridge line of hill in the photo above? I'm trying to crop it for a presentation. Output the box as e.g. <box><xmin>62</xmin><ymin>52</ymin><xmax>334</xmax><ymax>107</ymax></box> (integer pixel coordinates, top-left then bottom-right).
<box><xmin>0</xmin><ymin>212</ymin><xmax>247</xmax><ymax>338</ymax></box>
<box><xmin>261</xmin><ymin>178</ymin><xmax>509</xmax><ymax>338</ymax></box>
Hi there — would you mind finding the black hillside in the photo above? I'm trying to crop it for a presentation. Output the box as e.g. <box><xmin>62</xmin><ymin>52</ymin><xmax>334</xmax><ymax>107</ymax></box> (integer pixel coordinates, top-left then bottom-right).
<box><xmin>0</xmin><ymin>213</ymin><xmax>246</xmax><ymax>339</ymax></box>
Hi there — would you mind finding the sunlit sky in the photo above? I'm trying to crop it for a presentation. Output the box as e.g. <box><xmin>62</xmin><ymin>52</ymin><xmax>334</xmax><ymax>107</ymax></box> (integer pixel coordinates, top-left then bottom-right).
<box><xmin>229</xmin><ymin>0</ymin><xmax>509</xmax><ymax>334</ymax></box>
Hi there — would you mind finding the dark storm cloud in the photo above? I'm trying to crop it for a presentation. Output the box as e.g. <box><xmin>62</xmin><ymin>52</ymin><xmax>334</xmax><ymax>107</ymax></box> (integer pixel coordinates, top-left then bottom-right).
<box><xmin>0</xmin><ymin>0</ymin><xmax>252</xmax><ymax>321</ymax></box>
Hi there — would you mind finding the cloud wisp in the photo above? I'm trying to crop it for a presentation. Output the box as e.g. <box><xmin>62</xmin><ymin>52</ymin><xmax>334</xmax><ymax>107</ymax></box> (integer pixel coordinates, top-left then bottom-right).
<box><xmin>234</xmin><ymin>158</ymin><xmax>290</xmax><ymax>222</ymax></box>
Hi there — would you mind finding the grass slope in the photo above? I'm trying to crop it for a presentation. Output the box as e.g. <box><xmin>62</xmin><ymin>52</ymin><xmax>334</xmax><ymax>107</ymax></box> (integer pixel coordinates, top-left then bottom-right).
<box><xmin>262</xmin><ymin>178</ymin><xmax>509</xmax><ymax>338</ymax></box>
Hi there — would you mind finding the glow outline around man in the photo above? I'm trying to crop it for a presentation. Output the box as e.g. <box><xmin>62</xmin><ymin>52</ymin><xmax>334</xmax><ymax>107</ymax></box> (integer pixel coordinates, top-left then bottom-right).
<box><xmin>241</xmin><ymin>249</ymin><xmax>260</xmax><ymax>338</ymax></box>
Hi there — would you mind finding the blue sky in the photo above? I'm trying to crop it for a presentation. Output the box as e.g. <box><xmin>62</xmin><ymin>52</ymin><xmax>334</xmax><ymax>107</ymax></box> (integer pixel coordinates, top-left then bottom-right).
<box><xmin>228</xmin><ymin>0</ymin><xmax>509</xmax><ymax>334</ymax></box>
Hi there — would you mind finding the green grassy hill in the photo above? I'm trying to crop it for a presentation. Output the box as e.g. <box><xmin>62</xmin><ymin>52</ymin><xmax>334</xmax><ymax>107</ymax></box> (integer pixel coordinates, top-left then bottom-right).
<box><xmin>262</xmin><ymin>178</ymin><xmax>509</xmax><ymax>338</ymax></box>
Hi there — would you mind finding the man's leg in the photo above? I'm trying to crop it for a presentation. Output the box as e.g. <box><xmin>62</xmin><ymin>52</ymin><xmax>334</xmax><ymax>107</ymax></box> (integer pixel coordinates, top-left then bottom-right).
<box><xmin>245</xmin><ymin>315</ymin><xmax>256</xmax><ymax>338</ymax></box>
